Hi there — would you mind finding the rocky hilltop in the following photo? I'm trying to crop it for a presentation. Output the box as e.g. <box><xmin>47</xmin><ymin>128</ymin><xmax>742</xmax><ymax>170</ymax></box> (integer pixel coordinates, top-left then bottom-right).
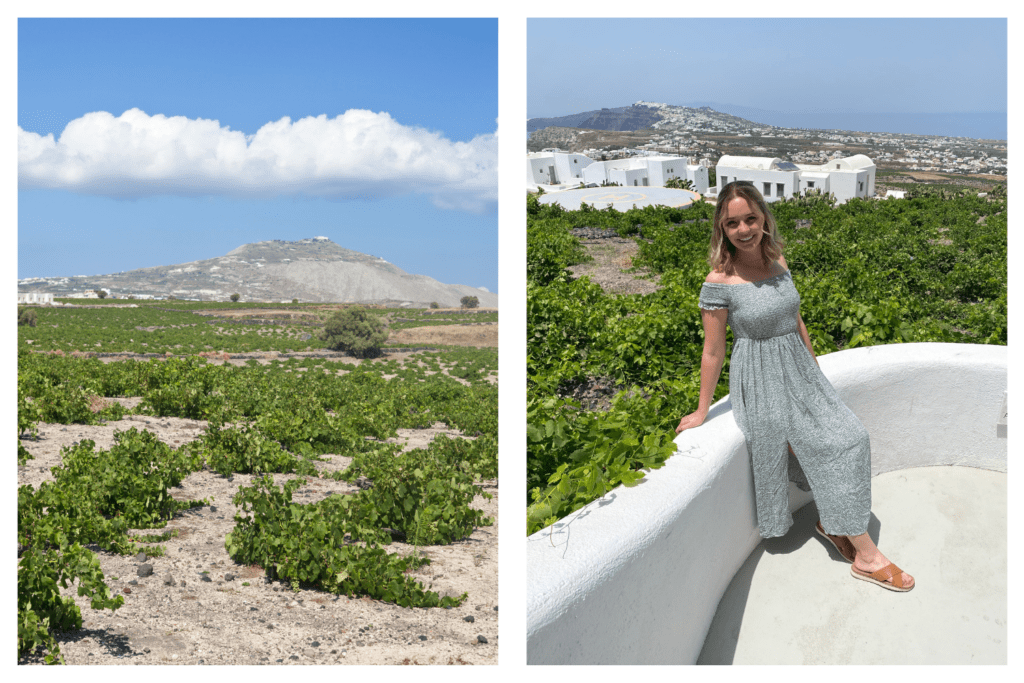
<box><xmin>527</xmin><ymin>104</ymin><xmax>664</xmax><ymax>136</ymax></box>
<box><xmin>18</xmin><ymin>237</ymin><xmax>497</xmax><ymax>308</ymax></box>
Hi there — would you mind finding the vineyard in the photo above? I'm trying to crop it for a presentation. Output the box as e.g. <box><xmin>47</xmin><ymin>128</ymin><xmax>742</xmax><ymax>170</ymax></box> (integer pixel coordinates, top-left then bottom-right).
<box><xmin>527</xmin><ymin>186</ymin><xmax>1006</xmax><ymax>535</ymax></box>
<box><xmin>19</xmin><ymin>302</ymin><xmax>498</xmax><ymax>355</ymax></box>
<box><xmin>18</xmin><ymin>304</ymin><xmax>498</xmax><ymax>665</ymax></box>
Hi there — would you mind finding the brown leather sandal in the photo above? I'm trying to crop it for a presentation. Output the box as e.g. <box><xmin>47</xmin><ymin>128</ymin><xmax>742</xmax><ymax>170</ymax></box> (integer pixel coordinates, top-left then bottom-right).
<box><xmin>851</xmin><ymin>562</ymin><xmax>915</xmax><ymax>592</ymax></box>
<box><xmin>815</xmin><ymin>521</ymin><xmax>856</xmax><ymax>563</ymax></box>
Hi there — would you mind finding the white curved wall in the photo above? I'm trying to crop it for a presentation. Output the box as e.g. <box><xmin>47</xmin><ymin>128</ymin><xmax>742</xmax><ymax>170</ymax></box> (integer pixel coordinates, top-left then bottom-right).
<box><xmin>526</xmin><ymin>343</ymin><xmax>1006</xmax><ymax>665</ymax></box>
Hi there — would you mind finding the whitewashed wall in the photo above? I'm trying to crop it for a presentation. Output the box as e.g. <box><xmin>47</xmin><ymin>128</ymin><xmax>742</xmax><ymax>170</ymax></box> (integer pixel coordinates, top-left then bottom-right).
<box><xmin>688</xmin><ymin>164</ymin><xmax>710</xmax><ymax>194</ymax></box>
<box><xmin>716</xmin><ymin>166</ymin><xmax>798</xmax><ymax>202</ymax></box>
<box><xmin>828</xmin><ymin>169</ymin><xmax>871</xmax><ymax>204</ymax></box>
<box><xmin>554</xmin><ymin>153</ymin><xmax>593</xmax><ymax>183</ymax></box>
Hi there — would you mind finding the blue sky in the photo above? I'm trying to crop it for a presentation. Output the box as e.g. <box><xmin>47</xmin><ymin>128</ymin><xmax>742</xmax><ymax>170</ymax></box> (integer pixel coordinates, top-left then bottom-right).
<box><xmin>528</xmin><ymin>18</ymin><xmax>1007</xmax><ymax>139</ymax></box>
<box><xmin>18</xmin><ymin>18</ymin><xmax>499</xmax><ymax>294</ymax></box>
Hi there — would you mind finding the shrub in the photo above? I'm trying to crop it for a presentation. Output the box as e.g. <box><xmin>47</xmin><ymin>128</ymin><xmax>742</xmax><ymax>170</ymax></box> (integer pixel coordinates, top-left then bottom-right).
<box><xmin>429</xmin><ymin>301</ymin><xmax>439</xmax><ymax>309</ymax></box>
<box><xmin>18</xmin><ymin>308</ymin><xmax>37</xmax><ymax>327</ymax></box>
<box><xmin>664</xmin><ymin>176</ymin><xmax>694</xmax><ymax>190</ymax></box>
<box><xmin>460</xmin><ymin>296</ymin><xmax>479</xmax><ymax>309</ymax></box>
<box><xmin>319</xmin><ymin>307</ymin><xmax>388</xmax><ymax>358</ymax></box>
<box><xmin>230</xmin><ymin>293</ymin><xmax>240</xmax><ymax>303</ymax></box>
<box><xmin>94</xmin><ymin>290</ymin><xmax>107</xmax><ymax>299</ymax></box>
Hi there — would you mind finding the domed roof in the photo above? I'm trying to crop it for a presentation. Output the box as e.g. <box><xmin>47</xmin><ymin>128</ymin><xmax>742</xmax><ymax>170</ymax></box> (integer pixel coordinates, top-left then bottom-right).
<box><xmin>717</xmin><ymin>155</ymin><xmax>781</xmax><ymax>170</ymax></box>
<box><xmin>841</xmin><ymin>154</ymin><xmax>876</xmax><ymax>169</ymax></box>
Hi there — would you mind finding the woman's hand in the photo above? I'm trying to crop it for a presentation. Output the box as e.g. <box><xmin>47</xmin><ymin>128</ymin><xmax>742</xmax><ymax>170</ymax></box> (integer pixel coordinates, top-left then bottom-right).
<box><xmin>675</xmin><ymin>410</ymin><xmax>708</xmax><ymax>434</ymax></box>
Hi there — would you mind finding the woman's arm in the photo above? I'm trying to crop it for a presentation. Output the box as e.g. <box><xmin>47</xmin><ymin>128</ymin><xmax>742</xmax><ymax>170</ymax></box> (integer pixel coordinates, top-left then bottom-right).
<box><xmin>797</xmin><ymin>314</ymin><xmax>819</xmax><ymax>367</ymax></box>
<box><xmin>676</xmin><ymin>307</ymin><xmax>728</xmax><ymax>433</ymax></box>
<box><xmin>777</xmin><ymin>254</ymin><xmax>819</xmax><ymax>367</ymax></box>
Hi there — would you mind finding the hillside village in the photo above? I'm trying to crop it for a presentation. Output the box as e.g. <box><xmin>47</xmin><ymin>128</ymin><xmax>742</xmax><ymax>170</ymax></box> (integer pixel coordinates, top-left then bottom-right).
<box><xmin>528</xmin><ymin>102</ymin><xmax>1006</xmax><ymax>177</ymax></box>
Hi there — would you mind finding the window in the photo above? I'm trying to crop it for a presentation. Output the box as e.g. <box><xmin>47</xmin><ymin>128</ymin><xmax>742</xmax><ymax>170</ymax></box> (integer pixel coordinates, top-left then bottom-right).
<box><xmin>858</xmin><ymin>181</ymin><xmax>864</xmax><ymax>192</ymax></box>
<box><xmin>763</xmin><ymin>182</ymin><xmax>771</xmax><ymax>196</ymax></box>
<box><xmin>721</xmin><ymin>175</ymin><xmax>728</xmax><ymax>186</ymax></box>
<box><xmin>836</xmin><ymin>164</ymin><xmax>841</xmax><ymax>169</ymax></box>
<box><xmin>807</xmin><ymin>181</ymin><xmax>815</xmax><ymax>188</ymax></box>
<box><xmin>777</xmin><ymin>183</ymin><xmax>785</xmax><ymax>197</ymax></box>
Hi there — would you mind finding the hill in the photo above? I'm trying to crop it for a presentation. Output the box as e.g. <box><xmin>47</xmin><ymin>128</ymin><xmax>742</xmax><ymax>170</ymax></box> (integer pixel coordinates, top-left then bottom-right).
<box><xmin>18</xmin><ymin>237</ymin><xmax>497</xmax><ymax>308</ymax></box>
<box><xmin>527</xmin><ymin>104</ymin><xmax>664</xmax><ymax>136</ymax></box>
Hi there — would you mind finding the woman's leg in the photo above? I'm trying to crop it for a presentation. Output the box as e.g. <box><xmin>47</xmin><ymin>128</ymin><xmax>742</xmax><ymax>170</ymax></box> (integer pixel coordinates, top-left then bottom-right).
<box><xmin>846</xmin><ymin>533</ymin><xmax>914</xmax><ymax>588</ymax></box>
<box><xmin>787</xmin><ymin>441</ymin><xmax>913</xmax><ymax>587</ymax></box>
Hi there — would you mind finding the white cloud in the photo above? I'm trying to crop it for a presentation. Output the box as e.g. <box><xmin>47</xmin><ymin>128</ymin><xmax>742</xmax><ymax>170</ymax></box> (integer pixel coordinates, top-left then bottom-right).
<box><xmin>18</xmin><ymin>108</ymin><xmax>497</xmax><ymax>212</ymax></box>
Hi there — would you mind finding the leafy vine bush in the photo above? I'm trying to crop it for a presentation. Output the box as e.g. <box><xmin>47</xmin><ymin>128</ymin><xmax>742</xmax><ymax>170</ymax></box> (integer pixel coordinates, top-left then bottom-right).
<box><xmin>341</xmin><ymin>435</ymin><xmax>493</xmax><ymax>546</ymax></box>
<box><xmin>527</xmin><ymin>191</ymin><xmax>1006</xmax><ymax>534</ymax></box>
<box><xmin>18</xmin><ymin>542</ymin><xmax>124</xmax><ymax>664</ymax></box>
<box><xmin>226</xmin><ymin>476</ymin><xmax>464</xmax><ymax>607</ymax></box>
<box><xmin>18</xmin><ymin>428</ymin><xmax>207</xmax><ymax>663</ymax></box>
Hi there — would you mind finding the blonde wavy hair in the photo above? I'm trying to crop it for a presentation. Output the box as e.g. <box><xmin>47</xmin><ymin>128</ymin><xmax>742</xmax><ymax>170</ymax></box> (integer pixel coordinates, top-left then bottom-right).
<box><xmin>708</xmin><ymin>181</ymin><xmax>785</xmax><ymax>272</ymax></box>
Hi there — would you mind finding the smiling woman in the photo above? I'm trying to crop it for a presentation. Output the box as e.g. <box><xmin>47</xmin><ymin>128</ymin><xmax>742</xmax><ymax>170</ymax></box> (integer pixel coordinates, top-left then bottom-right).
<box><xmin>707</xmin><ymin>181</ymin><xmax>785</xmax><ymax>280</ymax></box>
<box><xmin>677</xmin><ymin>181</ymin><xmax>915</xmax><ymax>592</ymax></box>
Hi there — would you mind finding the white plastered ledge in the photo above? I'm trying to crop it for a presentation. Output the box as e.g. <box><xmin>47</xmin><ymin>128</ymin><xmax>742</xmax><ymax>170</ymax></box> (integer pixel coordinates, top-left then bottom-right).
<box><xmin>526</xmin><ymin>342</ymin><xmax>1006</xmax><ymax>665</ymax></box>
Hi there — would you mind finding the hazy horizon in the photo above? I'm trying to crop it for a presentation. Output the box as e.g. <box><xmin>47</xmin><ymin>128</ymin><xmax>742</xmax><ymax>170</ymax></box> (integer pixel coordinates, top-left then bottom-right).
<box><xmin>527</xmin><ymin>103</ymin><xmax>1006</xmax><ymax>142</ymax></box>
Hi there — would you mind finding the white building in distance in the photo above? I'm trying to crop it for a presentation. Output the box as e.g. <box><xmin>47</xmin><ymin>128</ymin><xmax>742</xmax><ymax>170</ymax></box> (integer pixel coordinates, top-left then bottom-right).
<box><xmin>527</xmin><ymin>150</ymin><xmax>709</xmax><ymax>193</ymax></box>
<box><xmin>715</xmin><ymin>154</ymin><xmax>876</xmax><ymax>205</ymax></box>
<box><xmin>18</xmin><ymin>291</ymin><xmax>54</xmax><ymax>304</ymax></box>
<box><xmin>527</xmin><ymin>150</ymin><xmax>594</xmax><ymax>186</ymax></box>
<box><xmin>582</xmin><ymin>155</ymin><xmax>709</xmax><ymax>193</ymax></box>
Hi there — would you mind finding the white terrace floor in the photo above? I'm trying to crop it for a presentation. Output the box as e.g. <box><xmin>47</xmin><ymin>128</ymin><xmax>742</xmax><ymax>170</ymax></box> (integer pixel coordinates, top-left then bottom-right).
<box><xmin>697</xmin><ymin>465</ymin><xmax>1007</xmax><ymax>665</ymax></box>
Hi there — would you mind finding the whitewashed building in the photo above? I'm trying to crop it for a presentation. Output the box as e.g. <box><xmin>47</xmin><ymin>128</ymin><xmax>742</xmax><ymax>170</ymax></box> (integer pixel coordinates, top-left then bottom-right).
<box><xmin>528</xmin><ymin>150</ymin><xmax>709</xmax><ymax>193</ymax></box>
<box><xmin>527</xmin><ymin>150</ymin><xmax>595</xmax><ymax>186</ymax></box>
<box><xmin>715</xmin><ymin>154</ymin><xmax>876</xmax><ymax>204</ymax></box>
<box><xmin>18</xmin><ymin>291</ymin><xmax>53</xmax><ymax>304</ymax></box>
<box><xmin>581</xmin><ymin>155</ymin><xmax>709</xmax><ymax>193</ymax></box>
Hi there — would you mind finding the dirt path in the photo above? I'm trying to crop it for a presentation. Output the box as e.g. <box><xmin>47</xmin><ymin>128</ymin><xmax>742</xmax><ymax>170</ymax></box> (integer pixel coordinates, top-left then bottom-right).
<box><xmin>567</xmin><ymin>234</ymin><xmax>662</xmax><ymax>296</ymax></box>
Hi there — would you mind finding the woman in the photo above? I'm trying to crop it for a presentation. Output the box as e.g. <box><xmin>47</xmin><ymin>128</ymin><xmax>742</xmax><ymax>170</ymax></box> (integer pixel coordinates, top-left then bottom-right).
<box><xmin>675</xmin><ymin>181</ymin><xmax>914</xmax><ymax>592</ymax></box>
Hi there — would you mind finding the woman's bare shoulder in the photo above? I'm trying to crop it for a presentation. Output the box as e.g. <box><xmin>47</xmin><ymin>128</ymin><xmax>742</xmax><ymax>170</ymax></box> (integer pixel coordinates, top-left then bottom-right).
<box><xmin>777</xmin><ymin>254</ymin><xmax>789</xmax><ymax>270</ymax></box>
<box><xmin>705</xmin><ymin>269</ymin><xmax>729</xmax><ymax>284</ymax></box>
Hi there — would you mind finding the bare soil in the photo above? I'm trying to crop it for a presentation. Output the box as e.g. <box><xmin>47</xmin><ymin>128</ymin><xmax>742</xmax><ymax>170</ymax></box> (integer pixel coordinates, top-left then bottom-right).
<box><xmin>18</xmin><ymin>353</ymin><xmax>498</xmax><ymax>666</ymax></box>
<box><xmin>568</xmin><ymin>237</ymin><xmax>662</xmax><ymax>296</ymax></box>
<box><xmin>389</xmin><ymin>324</ymin><xmax>498</xmax><ymax>348</ymax></box>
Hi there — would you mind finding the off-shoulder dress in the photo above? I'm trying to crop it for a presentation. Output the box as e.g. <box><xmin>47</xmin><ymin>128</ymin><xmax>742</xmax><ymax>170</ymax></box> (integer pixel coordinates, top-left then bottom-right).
<box><xmin>698</xmin><ymin>269</ymin><xmax>871</xmax><ymax>539</ymax></box>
